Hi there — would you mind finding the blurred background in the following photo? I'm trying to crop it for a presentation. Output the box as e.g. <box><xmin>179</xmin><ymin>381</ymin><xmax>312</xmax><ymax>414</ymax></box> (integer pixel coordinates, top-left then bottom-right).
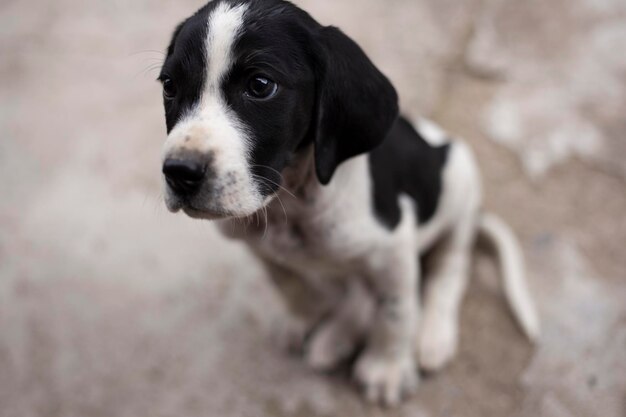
<box><xmin>1</xmin><ymin>0</ymin><xmax>625</xmax><ymax>416</ymax></box>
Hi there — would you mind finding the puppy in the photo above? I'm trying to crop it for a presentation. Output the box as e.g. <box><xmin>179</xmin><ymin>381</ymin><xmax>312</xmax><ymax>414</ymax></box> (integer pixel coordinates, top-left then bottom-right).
<box><xmin>157</xmin><ymin>0</ymin><xmax>539</xmax><ymax>406</ymax></box>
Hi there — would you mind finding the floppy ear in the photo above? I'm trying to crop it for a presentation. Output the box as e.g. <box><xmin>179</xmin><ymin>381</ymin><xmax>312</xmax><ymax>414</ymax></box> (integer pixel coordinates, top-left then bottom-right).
<box><xmin>312</xmin><ymin>26</ymin><xmax>399</xmax><ymax>185</ymax></box>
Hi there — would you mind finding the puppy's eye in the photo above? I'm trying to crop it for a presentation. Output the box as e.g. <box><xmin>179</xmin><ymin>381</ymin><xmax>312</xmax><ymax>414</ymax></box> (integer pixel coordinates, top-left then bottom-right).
<box><xmin>162</xmin><ymin>77</ymin><xmax>177</xmax><ymax>100</ymax></box>
<box><xmin>245</xmin><ymin>76</ymin><xmax>278</xmax><ymax>99</ymax></box>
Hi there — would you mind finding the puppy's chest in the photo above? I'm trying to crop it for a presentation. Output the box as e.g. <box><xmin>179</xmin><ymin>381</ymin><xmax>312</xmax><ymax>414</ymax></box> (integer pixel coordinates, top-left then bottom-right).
<box><xmin>248</xmin><ymin>208</ymin><xmax>369</xmax><ymax>275</ymax></box>
<box><xmin>255</xmin><ymin>216</ymin><xmax>338</xmax><ymax>262</ymax></box>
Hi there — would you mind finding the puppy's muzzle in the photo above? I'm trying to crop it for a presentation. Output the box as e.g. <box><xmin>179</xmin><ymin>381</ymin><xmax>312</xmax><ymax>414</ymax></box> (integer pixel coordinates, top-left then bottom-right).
<box><xmin>162</xmin><ymin>158</ymin><xmax>206</xmax><ymax>197</ymax></box>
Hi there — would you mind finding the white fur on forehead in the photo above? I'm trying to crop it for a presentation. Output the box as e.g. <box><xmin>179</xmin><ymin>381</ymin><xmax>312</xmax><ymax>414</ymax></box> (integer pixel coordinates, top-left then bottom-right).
<box><xmin>204</xmin><ymin>2</ymin><xmax>248</xmax><ymax>93</ymax></box>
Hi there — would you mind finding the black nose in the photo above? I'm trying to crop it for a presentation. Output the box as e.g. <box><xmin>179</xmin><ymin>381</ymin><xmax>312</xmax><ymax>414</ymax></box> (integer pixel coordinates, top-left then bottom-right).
<box><xmin>162</xmin><ymin>158</ymin><xmax>206</xmax><ymax>196</ymax></box>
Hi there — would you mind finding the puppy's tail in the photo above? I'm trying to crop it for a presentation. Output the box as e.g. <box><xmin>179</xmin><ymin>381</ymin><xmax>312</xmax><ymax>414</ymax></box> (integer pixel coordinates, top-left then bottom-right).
<box><xmin>478</xmin><ymin>212</ymin><xmax>540</xmax><ymax>341</ymax></box>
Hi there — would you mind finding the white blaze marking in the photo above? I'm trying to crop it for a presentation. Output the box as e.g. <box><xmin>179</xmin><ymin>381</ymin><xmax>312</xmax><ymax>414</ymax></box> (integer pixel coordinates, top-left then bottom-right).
<box><xmin>204</xmin><ymin>3</ymin><xmax>247</xmax><ymax>93</ymax></box>
<box><xmin>194</xmin><ymin>2</ymin><xmax>253</xmax><ymax>176</ymax></box>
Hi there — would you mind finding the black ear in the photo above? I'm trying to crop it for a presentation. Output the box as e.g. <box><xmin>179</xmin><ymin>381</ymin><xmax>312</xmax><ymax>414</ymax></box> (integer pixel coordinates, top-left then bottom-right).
<box><xmin>312</xmin><ymin>26</ymin><xmax>399</xmax><ymax>185</ymax></box>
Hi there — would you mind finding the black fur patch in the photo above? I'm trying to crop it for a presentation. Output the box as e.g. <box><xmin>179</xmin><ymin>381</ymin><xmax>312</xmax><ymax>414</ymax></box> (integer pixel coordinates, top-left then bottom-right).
<box><xmin>369</xmin><ymin>117</ymin><xmax>450</xmax><ymax>228</ymax></box>
<box><xmin>228</xmin><ymin>0</ymin><xmax>319</xmax><ymax>196</ymax></box>
<box><xmin>159</xmin><ymin>3</ymin><xmax>216</xmax><ymax>133</ymax></box>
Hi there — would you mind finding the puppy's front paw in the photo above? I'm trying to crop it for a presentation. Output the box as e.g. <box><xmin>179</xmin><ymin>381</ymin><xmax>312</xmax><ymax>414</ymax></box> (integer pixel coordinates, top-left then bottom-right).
<box><xmin>354</xmin><ymin>350</ymin><xmax>418</xmax><ymax>407</ymax></box>
<box><xmin>419</xmin><ymin>311</ymin><xmax>458</xmax><ymax>372</ymax></box>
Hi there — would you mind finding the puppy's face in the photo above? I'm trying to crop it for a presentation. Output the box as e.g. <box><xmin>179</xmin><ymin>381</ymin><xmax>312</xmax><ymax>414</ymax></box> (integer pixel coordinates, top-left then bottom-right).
<box><xmin>158</xmin><ymin>0</ymin><xmax>398</xmax><ymax>220</ymax></box>
<box><xmin>159</xmin><ymin>1</ymin><xmax>316</xmax><ymax>219</ymax></box>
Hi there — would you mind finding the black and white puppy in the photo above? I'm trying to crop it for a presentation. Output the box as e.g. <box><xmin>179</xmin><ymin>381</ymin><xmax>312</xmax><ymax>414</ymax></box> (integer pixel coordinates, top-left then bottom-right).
<box><xmin>157</xmin><ymin>0</ymin><xmax>539</xmax><ymax>406</ymax></box>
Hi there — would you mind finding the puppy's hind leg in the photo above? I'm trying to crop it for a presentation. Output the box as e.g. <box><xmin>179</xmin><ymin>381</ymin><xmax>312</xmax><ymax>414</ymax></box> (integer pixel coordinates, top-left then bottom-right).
<box><xmin>418</xmin><ymin>209</ymin><xmax>478</xmax><ymax>372</ymax></box>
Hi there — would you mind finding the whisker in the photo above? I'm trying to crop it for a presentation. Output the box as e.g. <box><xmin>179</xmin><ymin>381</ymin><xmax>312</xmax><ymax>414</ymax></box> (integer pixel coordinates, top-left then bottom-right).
<box><xmin>144</xmin><ymin>63</ymin><xmax>164</xmax><ymax>74</ymax></box>
<box><xmin>273</xmin><ymin>192</ymin><xmax>289</xmax><ymax>224</ymax></box>
<box><xmin>141</xmin><ymin>190</ymin><xmax>164</xmax><ymax>218</ymax></box>
<box><xmin>250</xmin><ymin>165</ymin><xmax>298</xmax><ymax>199</ymax></box>
<box><xmin>141</xmin><ymin>57</ymin><xmax>165</xmax><ymax>64</ymax></box>
<box><xmin>249</xmin><ymin>176</ymin><xmax>291</xmax><ymax>226</ymax></box>
<box><xmin>245</xmin><ymin>213</ymin><xmax>252</xmax><ymax>235</ymax></box>
<box><xmin>133</xmin><ymin>63</ymin><xmax>164</xmax><ymax>80</ymax></box>
<box><xmin>236</xmin><ymin>215</ymin><xmax>247</xmax><ymax>236</ymax></box>
<box><xmin>262</xmin><ymin>205</ymin><xmax>269</xmax><ymax>239</ymax></box>
<box><xmin>128</xmin><ymin>49</ymin><xmax>166</xmax><ymax>57</ymax></box>
<box><xmin>250</xmin><ymin>164</ymin><xmax>284</xmax><ymax>179</ymax></box>
<box><xmin>251</xmin><ymin>173</ymin><xmax>297</xmax><ymax>200</ymax></box>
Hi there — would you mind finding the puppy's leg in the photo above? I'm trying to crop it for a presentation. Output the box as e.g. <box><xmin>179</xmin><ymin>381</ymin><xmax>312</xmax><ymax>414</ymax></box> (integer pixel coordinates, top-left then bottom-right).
<box><xmin>306</xmin><ymin>279</ymin><xmax>374</xmax><ymax>371</ymax></box>
<box><xmin>354</xmin><ymin>200</ymin><xmax>419</xmax><ymax>406</ymax></box>
<box><xmin>260</xmin><ymin>258</ymin><xmax>334</xmax><ymax>353</ymax></box>
<box><xmin>419</xmin><ymin>210</ymin><xmax>478</xmax><ymax>372</ymax></box>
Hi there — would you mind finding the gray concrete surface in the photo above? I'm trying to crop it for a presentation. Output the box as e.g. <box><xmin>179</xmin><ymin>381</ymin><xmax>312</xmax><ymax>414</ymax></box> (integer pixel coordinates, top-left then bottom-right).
<box><xmin>1</xmin><ymin>0</ymin><xmax>625</xmax><ymax>416</ymax></box>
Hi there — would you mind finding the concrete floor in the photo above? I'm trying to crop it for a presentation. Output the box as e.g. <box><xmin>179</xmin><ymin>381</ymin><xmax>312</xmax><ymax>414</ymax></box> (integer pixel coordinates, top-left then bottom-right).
<box><xmin>1</xmin><ymin>0</ymin><xmax>625</xmax><ymax>416</ymax></box>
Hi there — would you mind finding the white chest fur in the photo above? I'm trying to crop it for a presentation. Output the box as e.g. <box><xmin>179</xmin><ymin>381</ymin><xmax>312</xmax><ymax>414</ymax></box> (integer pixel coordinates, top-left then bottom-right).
<box><xmin>218</xmin><ymin>154</ymin><xmax>403</xmax><ymax>281</ymax></box>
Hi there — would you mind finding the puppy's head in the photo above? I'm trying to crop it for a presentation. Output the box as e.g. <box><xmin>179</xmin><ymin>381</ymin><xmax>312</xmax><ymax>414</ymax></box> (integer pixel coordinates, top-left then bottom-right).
<box><xmin>159</xmin><ymin>0</ymin><xmax>398</xmax><ymax>219</ymax></box>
